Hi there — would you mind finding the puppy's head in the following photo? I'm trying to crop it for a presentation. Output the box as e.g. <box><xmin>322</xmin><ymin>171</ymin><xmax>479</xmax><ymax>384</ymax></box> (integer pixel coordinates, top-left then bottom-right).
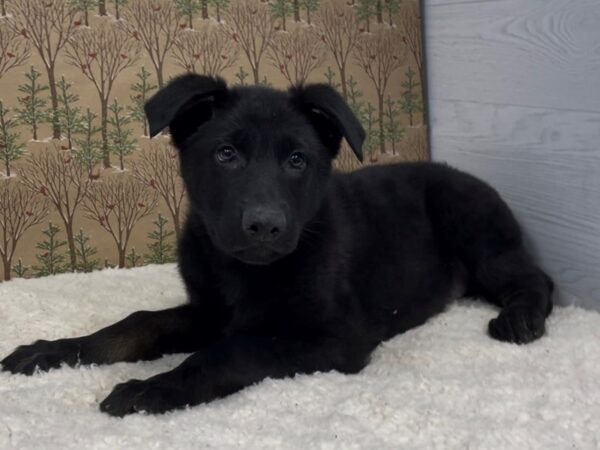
<box><xmin>145</xmin><ymin>74</ymin><xmax>365</xmax><ymax>265</ymax></box>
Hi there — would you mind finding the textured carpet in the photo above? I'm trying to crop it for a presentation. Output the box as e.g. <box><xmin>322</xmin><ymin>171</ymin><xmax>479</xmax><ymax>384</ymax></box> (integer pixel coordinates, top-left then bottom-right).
<box><xmin>0</xmin><ymin>264</ymin><xmax>599</xmax><ymax>449</ymax></box>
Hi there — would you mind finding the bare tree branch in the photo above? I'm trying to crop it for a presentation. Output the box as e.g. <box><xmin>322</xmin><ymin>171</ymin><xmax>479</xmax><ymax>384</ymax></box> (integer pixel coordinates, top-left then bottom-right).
<box><xmin>83</xmin><ymin>173</ymin><xmax>158</xmax><ymax>267</ymax></box>
<box><xmin>268</xmin><ymin>27</ymin><xmax>325</xmax><ymax>85</ymax></box>
<box><xmin>121</xmin><ymin>0</ymin><xmax>182</xmax><ymax>88</ymax></box>
<box><xmin>132</xmin><ymin>142</ymin><xmax>186</xmax><ymax>239</ymax></box>
<box><xmin>172</xmin><ymin>25</ymin><xmax>237</xmax><ymax>76</ymax></box>
<box><xmin>0</xmin><ymin>178</ymin><xmax>48</xmax><ymax>280</ymax></box>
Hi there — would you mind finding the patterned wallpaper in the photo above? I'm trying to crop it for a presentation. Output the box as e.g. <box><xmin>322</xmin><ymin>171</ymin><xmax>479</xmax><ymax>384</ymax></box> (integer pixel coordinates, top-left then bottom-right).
<box><xmin>0</xmin><ymin>0</ymin><xmax>427</xmax><ymax>282</ymax></box>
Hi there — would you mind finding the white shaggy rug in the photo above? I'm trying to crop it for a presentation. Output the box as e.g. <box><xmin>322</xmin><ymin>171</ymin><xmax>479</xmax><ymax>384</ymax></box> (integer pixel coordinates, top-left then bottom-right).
<box><xmin>0</xmin><ymin>265</ymin><xmax>599</xmax><ymax>450</ymax></box>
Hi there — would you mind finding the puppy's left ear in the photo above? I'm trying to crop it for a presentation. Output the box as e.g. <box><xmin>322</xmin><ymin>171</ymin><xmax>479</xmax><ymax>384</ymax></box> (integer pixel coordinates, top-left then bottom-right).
<box><xmin>145</xmin><ymin>74</ymin><xmax>228</xmax><ymax>147</ymax></box>
<box><xmin>290</xmin><ymin>83</ymin><xmax>365</xmax><ymax>162</ymax></box>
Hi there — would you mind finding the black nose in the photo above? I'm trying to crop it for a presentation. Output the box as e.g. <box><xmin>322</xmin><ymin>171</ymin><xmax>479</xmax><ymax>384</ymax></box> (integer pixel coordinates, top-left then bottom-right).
<box><xmin>242</xmin><ymin>208</ymin><xmax>287</xmax><ymax>243</ymax></box>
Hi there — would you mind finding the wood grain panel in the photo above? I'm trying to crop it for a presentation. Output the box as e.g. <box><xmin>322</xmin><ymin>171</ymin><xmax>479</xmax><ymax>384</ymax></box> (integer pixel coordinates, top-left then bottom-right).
<box><xmin>425</xmin><ymin>0</ymin><xmax>600</xmax><ymax>112</ymax></box>
<box><xmin>429</xmin><ymin>99</ymin><xmax>600</xmax><ymax>308</ymax></box>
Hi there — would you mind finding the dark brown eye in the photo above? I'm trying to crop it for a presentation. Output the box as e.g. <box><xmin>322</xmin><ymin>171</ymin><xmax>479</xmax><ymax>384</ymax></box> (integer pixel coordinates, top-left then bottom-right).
<box><xmin>215</xmin><ymin>146</ymin><xmax>237</xmax><ymax>164</ymax></box>
<box><xmin>288</xmin><ymin>152</ymin><xmax>307</xmax><ymax>170</ymax></box>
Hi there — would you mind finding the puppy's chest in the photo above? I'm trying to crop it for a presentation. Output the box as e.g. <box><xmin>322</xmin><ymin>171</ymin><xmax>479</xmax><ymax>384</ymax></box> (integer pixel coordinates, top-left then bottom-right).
<box><xmin>219</xmin><ymin>270</ymin><xmax>318</xmax><ymax>335</ymax></box>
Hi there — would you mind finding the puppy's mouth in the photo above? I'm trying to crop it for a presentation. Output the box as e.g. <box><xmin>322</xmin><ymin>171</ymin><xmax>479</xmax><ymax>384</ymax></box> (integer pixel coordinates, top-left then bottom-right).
<box><xmin>231</xmin><ymin>246</ymin><xmax>289</xmax><ymax>265</ymax></box>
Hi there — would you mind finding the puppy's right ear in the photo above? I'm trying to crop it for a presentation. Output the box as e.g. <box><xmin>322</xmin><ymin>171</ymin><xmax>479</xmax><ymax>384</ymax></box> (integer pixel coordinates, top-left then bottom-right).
<box><xmin>145</xmin><ymin>74</ymin><xmax>228</xmax><ymax>148</ymax></box>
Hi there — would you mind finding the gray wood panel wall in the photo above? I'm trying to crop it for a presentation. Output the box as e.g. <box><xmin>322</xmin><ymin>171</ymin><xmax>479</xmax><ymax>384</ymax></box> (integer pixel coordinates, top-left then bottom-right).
<box><xmin>424</xmin><ymin>0</ymin><xmax>600</xmax><ymax>310</ymax></box>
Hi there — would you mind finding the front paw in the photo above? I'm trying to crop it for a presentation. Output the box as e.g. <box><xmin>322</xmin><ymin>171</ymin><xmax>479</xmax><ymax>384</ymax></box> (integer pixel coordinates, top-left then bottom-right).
<box><xmin>488</xmin><ymin>304</ymin><xmax>546</xmax><ymax>344</ymax></box>
<box><xmin>100</xmin><ymin>378</ymin><xmax>189</xmax><ymax>417</ymax></box>
<box><xmin>1</xmin><ymin>339</ymin><xmax>79</xmax><ymax>375</ymax></box>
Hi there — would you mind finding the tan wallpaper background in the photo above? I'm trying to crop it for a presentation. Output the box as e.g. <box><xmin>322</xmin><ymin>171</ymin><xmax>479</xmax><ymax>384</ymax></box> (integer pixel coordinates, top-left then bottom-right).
<box><xmin>0</xmin><ymin>0</ymin><xmax>426</xmax><ymax>282</ymax></box>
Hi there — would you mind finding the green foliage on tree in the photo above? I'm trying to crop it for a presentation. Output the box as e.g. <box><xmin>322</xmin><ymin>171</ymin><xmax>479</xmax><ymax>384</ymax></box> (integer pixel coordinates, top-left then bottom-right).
<box><xmin>109</xmin><ymin>0</ymin><xmax>128</xmax><ymax>20</ymax></box>
<box><xmin>74</xmin><ymin>229</ymin><xmax>99</xmax><ymax>272</ymax></box>
<box><xmin>176</xmin><ymin>0</ymin><xmax>201</xmax><ymax>28</ymax></box>
<box><xmin>208</xmin><ymin>0</ymin><xmax>230</xmax><ymax>23</ymax></box>
<box><xmin>73</xmin><ymin>108</ymin><xmax>103</xmax><ymax>176</ymax></box>
<box><xmin>144</xmin><ymin>214</ymin><xmax>176</xmax><ymax>264</ymax></box>
<box><xmin>383</xmin><ymin>97</ymin><xmax>405</xmax><ymax>155</ymax></box>
<box><xmin>128</xmin><ymin>67</ymin><xmax>157</xmax><ymax>137</ymax></box>
<box><xmin>400</xmin><ymin>67</ymin><xmax>423</xmax><ymax>126</ymax></box>
<box><xmin>107</xmin><ymin>99</ymin><xmax>136</xmax><ymax>171</ymax></box>
<box><xmin>355</xmin><ymin>0</ymin><xmax>377</xmax><ymax>32</ymax></box>
<box><xmin>383</xmin><ymin>0</ymin><xmax>400</xmax><ymax>26</ymax></box>
<box><xmin>57</xmin><ymin>77</ymin><xmax>86</xmax><ymax>150</ymax></box>
<box><xmin>126</xmin><ymin>247</ymin><xmax>141</xmax><ymax>268</ymax></box>
<box><xmin>269</xmin><ymin>0</ymin><xmax>293</xmax><ymax>31</ymax></box>
<box><xmin>299</xmin><ymin>0</ymin><xmax>319</xmax><ymax>24</ymax></box>
<box><xmin>234</xmin><ymin>66</ymin><xmax>249</xmax><ymax>86</ymax></box>
<box><xmin>363</xmin><ymin>103</ymin><xmax>380</xmax><ymax>161</ymax></box>
<box><xmin>70</xmin><ymin>0</ymin><xmax>98</xmax><ymax>26</ymax></box>
<box><xmin>33</xmin><ymin>222</ymin><xmax>68</xmax><ymax>277</ymax></box>
<box><xmin>323</xmin><ymin>66</ymin><xmax>341</xmax><ymax>92</ymax></box>
<box><xmin>0</xmin><ymin>101</ymin><xmax>25</xmax><ymax>178</ymax></box>
<box><xmin>12</xmin><ymin>259</ymin><xmax>29</xmax><ymax>278</ymax></box>
<box><xmin>15</xmin><ymin>66</ymin><xmax>51</xmax><ymax>141</ymax></box>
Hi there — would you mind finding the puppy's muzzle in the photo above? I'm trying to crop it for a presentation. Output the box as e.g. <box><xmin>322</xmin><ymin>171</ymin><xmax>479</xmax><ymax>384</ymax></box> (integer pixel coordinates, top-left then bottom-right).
<box><xmin>242</xmin><ymin>207</ymin><xmax>287</xmax><ymax>244</ymax></box>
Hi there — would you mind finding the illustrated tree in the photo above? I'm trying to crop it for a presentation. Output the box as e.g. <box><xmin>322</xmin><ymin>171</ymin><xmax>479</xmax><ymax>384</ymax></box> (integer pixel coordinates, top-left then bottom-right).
<box><xmin>0</xmin><ymin>22</ymin><xmax>30</xmax><ymax>78</ymax></box>
<box><xmin>66</xmin><ymin>20</ymin><xmax>139</xmax><ymax>168</ymax></box>
<box><xmin>362</xmin><ymin>102</ymin><xmax>379</xmax><ymax>162</ymax></box>
<box><xmin>70</xmin><ymin>0</ymin><xmax>98</xmax><ymax>26</ymax></box>
<box><xmin>8</xmin><ymin>0</ymin><xmax>77</xmax><ymax>140</ymax></box>
<box><xmin>176</xmin><ymin>0</ymin><xmax>201</xmax><ymax>29</ymax></box>
<box><xmin>32</xmin><ymin>222</ymin><xmax>68</xmax><ymax>277</ymax></box>
<box><xmin>128</xmin><ymin>67</ymin><xmax>157</xmax><ymax>137</ymax></box>
<box><xmin>383</xmin><ymin>97</ymin><xmax>404</xmax><ymax>155</ymax></box>
<box><xmin>20</xmin><ymin>146</ymin><xmax>91</xmax><ymax>270</ymax></box>
<box><xmin>57</xmin><ymin>76</ymin><xmax>85</xmax><ymax>150</ymax></box>
<box><xmin>317</xmin><ymin>1</ymin><xmax>360</xmax><ymax>100</ymax></box>
<box><xmin>1</xmin><ymin>0</ymin><xmax>5</xmax><ymax>17</ymax></box>
<box><xmin>0</xmin><ymin>101</ymin><xmax>25</xmax><ymax>178</ymax></box>
<box><xmin>73</xmin><ymin>108</ymin><xmax>103</xmax><ymax>176</ymax></box>
<box><xmin>73</xmin><ymin>229</ymin><xmax>99</xmax><ymax>272</ymax></box>
<box><xmin>121</xmin><ymin>0</ymin><xmax>182</xmax><ymax>88</ymax></box>
<box><xmin>383</xmin><ymin>0</ymin><xmax>400</xmax><ymax>26</ymax></box>
<box><xmin>133</xmin><ymin>142</ymin><xmax>186</xmax><ymax>239</ymax></box>
<box><xmin>406</xmin><ymin>129</ymin><xmax>428</xmax><ymax>160</ymax></box>
<box><xmin>15</xmin><ymin>66</ymin><xmax>51</xmax><ymax>141</ymax></box>
<box><xmin>98</xmin><ymin>0</ymin><xmax>107</xmax><ymax>16</ymax></box>
<box><xmin>83</xmin><ymin>174</ymin><xmax>158</xmax><ymax>268</ymax></box>
<box><xmin>300</xmin><ymin>0</ymin><xmax>319</xmax><ymax>25</ymax></box>
<box><xmin>354</xmin><ymin>28</ymin><xmax>405</xmax><ymax>154</ymax></box>
<box><xmin>109</xmin><ymin>0</ymin><xmax>128</xmax><ymax>20</ymax></box>
<box><xmin>224</xmin><ymin>0</ymin><xmax>275</xmax><ymax>84</ymax></box>
<box><xmin>144</xmin><ymin>214</ymin><xmax>176</xmax><ymax>264</ymax></box>
<box><xmin>269</xmin><ymin>0</ymin><xmax>293</xmax><ymax>31</ymax></box>
<box><xmin>209</xmin><ymin>0</ymin><xmax>230</xmax><ymax>23</ymax></box>
<box><xmin>12</xmin><ymin>259</ymin><xmax>29</xmax><ymax>278</ymax></box>
<box><xmin>355</xmin><ymin>0</ymin><xmax>376</xmax><ymax>32</ymax></box>
<box><xmin>400</xmin><ymin>66</ymin><xmax>422</xmax><ymax>127</ymax></box>
<box><xmin>172</xmin><ymin>26</ymin><xmax>237</xmax><ymax>76</ymax></box>
<box><xmin>234</xmin><ymin>66</ymin><xmax>249</xmax><ymax>86</ymax></box>
<box><xmin>398</xmin><ymin>2</ymin><xmax>424</xmax><ymax>102</ymax></box>
<box><xmin>268</xmin><ymin>27</ymin><xmax>325</xmax><ymax>85</ymax></box>
<box><xmin>107</xmin><ymin>99</ymin><xmax>136</xmax><ymax>171</ymax></box>
<box><xmin>0</xmin><ymin>179</ymin><xmax>48</xmax><ymax>281</ymax></box>
<box><xmin>323</xmin><ymin>66</ymin><xmax>341</xmax><ymax>91</ymax></box>
<box><xmin>125</xmin><ymin>246</ymin><xmax>141</xmax><ymax>268</ymax></box>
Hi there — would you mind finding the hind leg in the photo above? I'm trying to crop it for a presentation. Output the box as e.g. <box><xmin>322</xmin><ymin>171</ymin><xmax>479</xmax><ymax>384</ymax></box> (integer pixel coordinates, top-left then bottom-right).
<box><xmin>473</xmin><ymin>247</ymin><xmax>553</xmax><ymax>344</ymax></box>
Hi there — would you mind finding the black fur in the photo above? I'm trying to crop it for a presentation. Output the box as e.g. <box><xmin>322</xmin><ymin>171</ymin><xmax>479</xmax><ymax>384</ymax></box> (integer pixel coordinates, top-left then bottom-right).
<box><xmin>1</xmin><ymin>75</ymin><xmax>553</xmax><ymax>417</ymax></box>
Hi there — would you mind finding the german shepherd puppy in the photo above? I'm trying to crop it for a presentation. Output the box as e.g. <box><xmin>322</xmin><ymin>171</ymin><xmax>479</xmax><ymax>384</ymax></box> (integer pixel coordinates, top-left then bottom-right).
<box><xmin>2</xmin><ymin>75</ymin><xmax>553</xmax><ymax>417</ymax></box>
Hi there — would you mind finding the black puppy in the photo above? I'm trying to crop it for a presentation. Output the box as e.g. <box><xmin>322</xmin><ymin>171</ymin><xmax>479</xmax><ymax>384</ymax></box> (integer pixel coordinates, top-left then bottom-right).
<box><xmin>1</xmin><ymin>75</ymin><xmax>553</xmax><ymax>417</ymax></box>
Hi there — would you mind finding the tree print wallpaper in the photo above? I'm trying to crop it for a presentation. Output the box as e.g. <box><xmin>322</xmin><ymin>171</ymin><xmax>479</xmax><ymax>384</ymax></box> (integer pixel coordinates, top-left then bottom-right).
<box><xmin>0</xmin><ymin>0</ymin><xmax>427</xmax><ymax>282</ymax></box>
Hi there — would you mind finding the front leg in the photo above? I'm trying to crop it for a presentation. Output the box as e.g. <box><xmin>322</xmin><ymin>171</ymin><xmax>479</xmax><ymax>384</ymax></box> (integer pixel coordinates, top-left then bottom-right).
<box><xmin>1</xmin><ymin>304</ymin><xmax>226</xmax><ymax>375</ymax></box>
<box><xmin>100</xmin><ymin>334</ymin><xmax>372</xmax><ymax>416</ymax></box>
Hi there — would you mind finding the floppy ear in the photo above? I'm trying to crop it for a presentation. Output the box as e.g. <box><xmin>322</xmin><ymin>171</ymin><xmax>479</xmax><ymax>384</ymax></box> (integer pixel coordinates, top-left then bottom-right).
<box><xmin>144</xmin><ymin>74</ymin><xmax>228</xmax><ymax>148</ymax></box>
<box><xmin>289</xmin><ymin>83</ymin><xmax>365</xmax><ymax>162</ymax></box>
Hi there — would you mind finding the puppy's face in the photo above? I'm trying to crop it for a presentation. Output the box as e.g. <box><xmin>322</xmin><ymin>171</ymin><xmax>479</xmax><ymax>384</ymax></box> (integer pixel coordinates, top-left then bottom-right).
<box><xmin>145</xmin><ymin>75</ymin><xmax>364</xmax><ymax>265</ymax></box>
